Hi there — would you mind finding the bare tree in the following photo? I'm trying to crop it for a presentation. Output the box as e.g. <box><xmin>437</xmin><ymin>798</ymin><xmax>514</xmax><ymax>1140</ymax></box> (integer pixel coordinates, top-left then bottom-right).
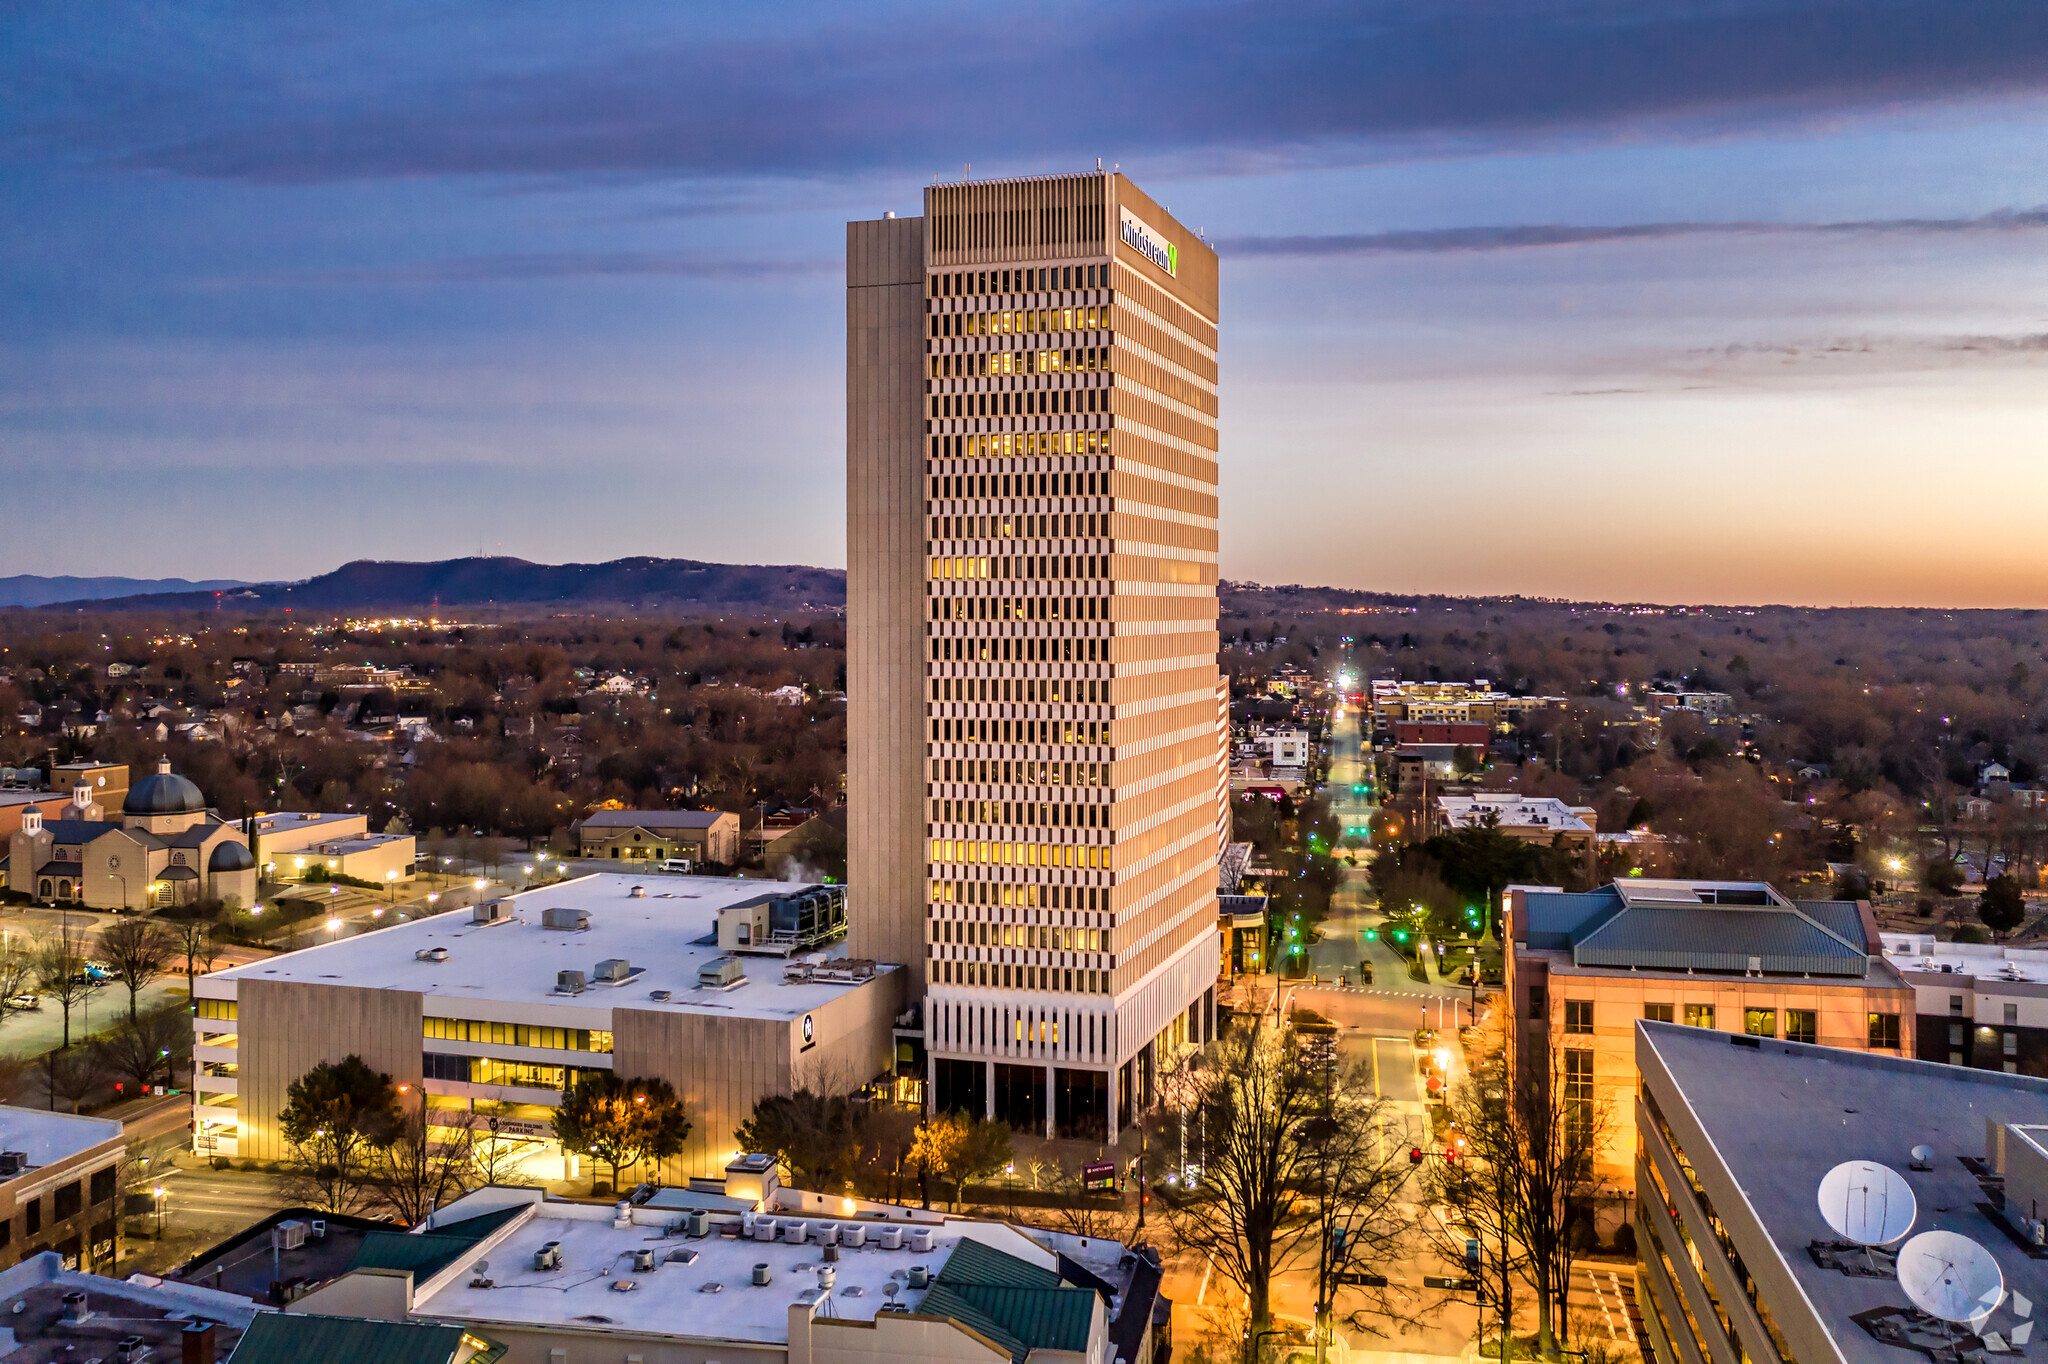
<box><xmin>1429</xmin><ymin>1017</ymin><xmax>1609</xmax><ymax>1359</ymax></box>
<box><xmin>1148</xmin><ymin>1007</ymin><xmax>1412</xmax><ymax>1350</ymax></box>
<box><xmin>469</xmin><ymin>1100</ymin><xmax>543</xmax><ymax>1188</ymax></box>
<box><xmin>98</xmin><ymin>918</ymin><xmax>175</xmax><ymax>1022</ymax></box>
<box><xmin>374</xmin><ymin>1106</ymin><xmax>475</xmax><ymax>1226</ymax></box>
<box><xmin>0</xmin><ymin>937</ymin><xmax>38</xmax><ymax>1024</ymax></box>
<box><xmin>96</xmin><ymin>1006</ymin><xmax>189</xmax><ymax>1095</ymax></box>
<box><xmin>33</xmin><ymin>921</ymin><xmax>99</xmax><ymax>1049</ymax></box>
<box><xmin>44</xmin><ymin>1044</ymin><xmax>107</xmax><ymax>1114</ymax></box>
<box><xmin>169</xmin><ymin>918</ymin><xmax>219</xmax><ymax>995</ymax></box>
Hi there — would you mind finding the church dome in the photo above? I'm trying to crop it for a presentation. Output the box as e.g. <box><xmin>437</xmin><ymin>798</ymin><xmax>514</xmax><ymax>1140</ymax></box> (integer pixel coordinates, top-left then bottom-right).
<box><xmin>124</xmin><ymin>760</ymin><xmax>206</xmax><ymax>816</ymax></box>
<box><xmin>208</xmin><ymin>840</ymin><xmax>254</xmax><ymax>872</ymax></box>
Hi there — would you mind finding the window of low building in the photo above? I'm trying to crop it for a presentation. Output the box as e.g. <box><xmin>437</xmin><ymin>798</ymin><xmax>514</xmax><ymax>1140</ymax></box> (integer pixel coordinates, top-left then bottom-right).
<box><xmin>1743</xmin><ymin>1009</ymin><xmax>1776</xmax><ymax>1038</ymax></box>
<box><xmin>1564</xmin><ymin>1000</ymin><xmax>1593</xmax><ymax>1035</ymax></box>
<box><xmin>1644</xmin><ymin>1003</ymin><xmax>1674</xmax><ymax>1023</ymax></box>
<box><xmin>1786</xmin><ymin>1010</ymin><xmax>1817</xmax><ymax>1044</ymax></box>
<box><xmin>1869</xmin><ymin>1012</ymin><xmax>1902</xmax><ymax>1049</ymax></box>
<box><xmin>1683</xmin><ymin>1004</ymin><xmax>1714</xmax><ymax>1029</ymax></box>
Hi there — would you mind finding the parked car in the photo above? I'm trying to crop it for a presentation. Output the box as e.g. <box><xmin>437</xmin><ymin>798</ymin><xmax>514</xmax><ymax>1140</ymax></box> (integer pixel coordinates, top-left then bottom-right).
<box><xmin>7</xmin><ymin>994</ymin><xmax>40</xmax><ymax>1011</ymax></box>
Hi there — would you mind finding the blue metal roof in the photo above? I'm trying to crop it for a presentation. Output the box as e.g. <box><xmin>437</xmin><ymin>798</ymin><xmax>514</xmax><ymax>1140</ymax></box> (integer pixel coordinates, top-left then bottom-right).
<box><xmin>1520</xmin><ymin>889</ymin><xmax>1623</xmax><ymax>950</ymax></box>
<box><xmin>1573</xmin><ymin>905</ymin><xmax>1868</xmax><ymax>976</ymax></box>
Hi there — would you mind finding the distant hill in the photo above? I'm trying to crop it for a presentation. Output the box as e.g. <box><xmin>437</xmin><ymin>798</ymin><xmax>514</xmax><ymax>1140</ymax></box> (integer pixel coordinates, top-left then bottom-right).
<box><xmin>0</xmin><ymin>574</ymin><xmax>249</xmax><ymax>609</ymax></box>
<box><xmin>55</xmin><ymin>557</ymin><xmax>847</xmax><ymax>613</ymax></box>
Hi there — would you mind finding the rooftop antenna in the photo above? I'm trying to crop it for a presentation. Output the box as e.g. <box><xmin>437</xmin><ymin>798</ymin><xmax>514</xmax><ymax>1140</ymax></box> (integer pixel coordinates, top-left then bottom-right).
<box><xmin>1818</xmin><ymin>1159</ymin><xmax>1915</xmax><ymax>1274</ymax></box>
<box><xmin>1898</xmin><ymin>1229</ymin><xmax>2004</xmax><ymax>1345</ymax></box>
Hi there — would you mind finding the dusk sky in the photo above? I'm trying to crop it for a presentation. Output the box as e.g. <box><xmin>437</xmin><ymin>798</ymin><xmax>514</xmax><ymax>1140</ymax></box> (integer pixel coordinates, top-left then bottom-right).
<box><xmin>6</xmin><ymin>2</ymin><xmax>2048</xmax><ymax>606</ymax></box>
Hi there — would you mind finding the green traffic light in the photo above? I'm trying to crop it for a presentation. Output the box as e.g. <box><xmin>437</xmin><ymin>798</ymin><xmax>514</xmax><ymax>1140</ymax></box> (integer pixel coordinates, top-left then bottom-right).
<box><xmin>1364</xmin><ymin>929</ymin><xmax>1378</xmax><ymax>940</ymax></box>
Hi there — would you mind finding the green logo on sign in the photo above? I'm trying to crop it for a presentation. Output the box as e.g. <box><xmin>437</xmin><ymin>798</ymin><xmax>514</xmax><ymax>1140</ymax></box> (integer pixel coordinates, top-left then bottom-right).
<box><xmin>1167</xmin><ymin>243</ymin><xmax>1178</xmax><ymax>274</ymax></box>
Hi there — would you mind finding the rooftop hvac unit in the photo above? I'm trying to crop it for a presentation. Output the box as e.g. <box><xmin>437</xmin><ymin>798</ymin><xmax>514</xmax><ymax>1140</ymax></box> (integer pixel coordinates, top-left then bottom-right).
<box><xmin>822</xmin><ymin>1244</ymin><xmax>840</xmax><ymax>1263</ymax></box>
<box><xmin>556</xmin><ymin>970</ymin><xmax>587</xmax><ymax>995</ymax></box>
<box><xmin>907</xmin><ymin>1265</ymin><xmax>928</xmax><ymax>1289</ymax></box>
<box><xmin>541</xmin><ymin>907</ymin><xmax>590</xmax><ymax>931</ymax></box>
<box><xmin>815</xmin><ymin>1223</ymin><xmax>838</xmax><ymax>1248</ymax></box>
<box><xmin>0</xmin><ymin>1152</ymin><xmax>27</xmax><ymax>1177</ymax></box>
<box><xmin>878</xmin><ymin>1226</ymin><xmax>903</xmax><ymax>1250</ymax></box>
<box><xmin>594</xmin><ymin>958</ymin><xmax>632</xmax><ymax>983</ymax></box>
<box><xmin>414</xmin><ymin>947</ymin><xmax>448</xmax><ymax>963</ymax></box>
<box><xmin>273</xmin><ymin>1220</ymin><xmax>307</xmax><ymax>1251</ymax></box>
<box><xmin>842</xmin><ymin>1225</ymin><xmax>865</xmax><ymax>1249</ymax></box>
<box><xmin>752</xmin><ymin>1263</ymin><xmax>773</xmax><ymax>1286</ymax></box>
<box><xmin>699</xmin><ymin>956</ymin><xmax>745</xmax><ymax>989</ymax></box>
<box><xmin>633</xmin><ymin>1248</ymin><xmax>658</xmax><ymax>1273</ymax></box>
<box><xmin>471</xmin><ymin>900</ymin><xmax>512</xmax><ymax>925</ymax></box>
<box><xmin>684</xmin><ymin>1210</ymin><xmax>712</xmax><ymax>1238</ymax></box>
<box><xmin>909</xmin><ymin>1228</ymin><xmax>934</xmax><ymax>1253</ymax></box>
<box><xmin>783</xmin><ymin>1220</ymin><xmax>807</xmax><ymax>1244</ymax></box>
<box><xmin>754</xmin><ymin>1218</ymin><xmax>776</xmax><ymax>1242</ymax></box>
<box><xmin>534</xmin><ymin>1242</ymin><xmax>562</xmax><ymax>1271</ymax></box>
<box><xmin>114</xmin><ymin>1336</ymin><xmax>148</xmax><ymax>1364</ymax></box>
<box><xmin>819</xmin><ymin>1265</ymin><xmax>837</xmax><ymax>1292</ymax></box>
<box><xmin>630</xmin><ymin>885</ymin><xmax>648</xmax><ymax>899</ymax></box>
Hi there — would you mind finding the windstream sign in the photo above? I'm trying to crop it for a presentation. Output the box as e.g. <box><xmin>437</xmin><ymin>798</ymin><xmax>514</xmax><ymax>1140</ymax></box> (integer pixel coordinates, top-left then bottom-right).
<box><xmin>1119</xmin><ymin>208</ymin><xmax>1178</xmax><ymax>277</ymax></box>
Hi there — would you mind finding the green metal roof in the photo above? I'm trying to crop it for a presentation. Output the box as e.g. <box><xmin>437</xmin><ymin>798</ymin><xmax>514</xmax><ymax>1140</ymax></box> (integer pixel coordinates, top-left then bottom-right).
<box><xmin>943</xmin><ymin>1284</ymin><xmax>1098</xmax><ymax>1358</ymax></box>
<box><xmin>936</xmin><ymin>1236</ymin><xmax>1063</xmax><ymax>1289</ymax></box>
<box><xmin>347</xmin><ymin>1206</ymin><xmax>525</xmax><ymax>1282</ymax></box>
<box><xmin>227</xmin><ymin>1313</ymin><xmax>506</xmax><ymax>1364</ymax></box>
<box><xmin>918</xmin><ymin>1285</ymin><xmax>1029</xmax><ymax>1360</ymax></box>
<box><xmin>923</xmin><ymin>1238</ymin><xmax>1098</xmax><ymax>1362</ymax></box>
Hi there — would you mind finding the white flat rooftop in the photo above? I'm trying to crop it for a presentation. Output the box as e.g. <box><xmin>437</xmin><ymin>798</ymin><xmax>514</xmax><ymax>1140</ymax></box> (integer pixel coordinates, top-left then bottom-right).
<box><xmin>1883</xmin><ymin>932</ymin><xmax>2048</xmax><ymax>984</ymax></box>
<box><xmin>414</xmin><ymin>1198</ymin><xmax>1060</xmax><ymax>1343</ymax></box>
<box><xmin>200</xmin><ymin>873</ymin><xmax>888</xmax><ymax>1024</ymax></box>
<box><xmin>0</xmin><ymin>1105</ymin><xmax>122</xmax><ymax>1174</ymax></box>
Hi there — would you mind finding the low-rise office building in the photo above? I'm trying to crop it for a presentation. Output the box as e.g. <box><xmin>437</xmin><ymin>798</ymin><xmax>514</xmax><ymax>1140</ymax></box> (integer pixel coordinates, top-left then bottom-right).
<box><xmin>1880</xmin><ymin>932</ymin><xmax>2048</xmax><ymax>1075</ymax></box>
<box><xmin>1635</xmin><ymin>1019</ymin><xmax>2048</xmax><ymax>1364</ymax></box>
<box><xmin>573</xmin><ymin>809</ymin><xmax>742</xmax><ymax>866</ymax></box>
<box><xmin>267</xmin><ymin>1175</ymin><xmax>1163</xmax><ymax>1364</ymax></box>
<box><xmin>191</xmin><ymin>873</ymin><xmax>901</xmax><ymax>1180</ymax></box>
<box><xmin>1434</xmin><ymin>792</ymin><xmax>1597</xmax><ymax>852</ymax></box>
<box><xmin>1508</xmin><ymin>880</ymin><xmax>1913</xmax><ymax>1200</ymax></box>
<box><xmin>0</xmin><ymin>1108</ymin><xmax>125</xmax><ymax>1274</ymax></box>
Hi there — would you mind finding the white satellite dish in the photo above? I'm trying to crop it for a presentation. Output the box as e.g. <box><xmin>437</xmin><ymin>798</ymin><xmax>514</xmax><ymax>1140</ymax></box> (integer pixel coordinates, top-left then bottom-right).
<box><xmin>1898</xmin><ymin>1230</ymin><xmax>2005</xmax><ymax>1328</ymax></box>
<box><xmin>1912</xmin><ymin>1144</ymin><xmax>1934</xmax><ymax>1162</ymax></box>
<box><xmin>1818</xmin><ymin>1161</ymin><xmax>1917</xmax><ymax>1245</ymax></box>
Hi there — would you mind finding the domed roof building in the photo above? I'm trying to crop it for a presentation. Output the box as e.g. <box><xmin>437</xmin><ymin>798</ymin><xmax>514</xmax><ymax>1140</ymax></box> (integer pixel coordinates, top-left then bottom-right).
<box><xmin>125</xmin><ymin>765</ymin><xmax>207</xmax><ymax>818</ymax></box>
<box><xmin>4</xmin><ymin>758</ymin><xmax>257</xmax><ymax>911</ymax></box>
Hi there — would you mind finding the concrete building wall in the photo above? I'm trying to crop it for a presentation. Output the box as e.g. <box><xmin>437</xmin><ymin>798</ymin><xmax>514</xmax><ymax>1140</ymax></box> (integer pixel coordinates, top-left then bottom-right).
<box><xmin>846</xmin><ymin>212</ymin><xmax>931</xmax><ymax>992</ymax></box>
<box><xmin>235</xmin><ymin>979</ymin><xmax>424</xmax><ymax>1163</ymax></box>
<box><xmin>611</xmin><ymin>972</ymin><xmax>896</xmax><ymax>1181</ymax></box>
<box><xmin>908</xmin><ymin>174</ymin><xmax>1219</xmax><ymax>1134</ymax></box>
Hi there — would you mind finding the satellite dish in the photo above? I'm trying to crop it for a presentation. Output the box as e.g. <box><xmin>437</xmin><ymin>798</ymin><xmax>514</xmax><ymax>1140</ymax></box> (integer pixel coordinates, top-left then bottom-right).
<box><xmin>1899</xmin><ymin>1230</ymin><xmax>2004</xmax><ymax>1328</ymax></box>
<box><xmin>1912</xmin><ymin>1145</ymin><xmax>1934</xmax><ymax>1164</ymax></box>
<box><xmin>1819</xmin><ymin>1161</ymin><xmax>1916</xmax><ymax>1245</ymax></box>
<box><xmin>473</xmin><ymin>1260</ymin><xmax>490</xmax><ymax>1276</ymax></box>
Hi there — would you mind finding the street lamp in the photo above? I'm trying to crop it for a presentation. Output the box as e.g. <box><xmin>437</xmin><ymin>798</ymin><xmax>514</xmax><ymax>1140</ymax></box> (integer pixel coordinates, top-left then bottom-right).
<box><xmin>152</xmin><ymin>1185</ymin><xmax>166</xmax><ymax>1239</ymax></box>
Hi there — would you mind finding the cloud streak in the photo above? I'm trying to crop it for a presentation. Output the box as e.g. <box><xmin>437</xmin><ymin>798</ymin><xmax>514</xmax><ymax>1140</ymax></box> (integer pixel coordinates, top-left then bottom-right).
<box><xmin>13</xmin><ymin>0</ymin><xmax>2048</xmax><ymax>184</ymax></box>
<box><xmin>276</xmin><ymin>252</ymin><xmax>840</xmax><ymax>286</ymax></box>
<box><xmin>1220</xmin><ymin>208</ymin><xmax>2048</xmax><ymax>257</ymax></box>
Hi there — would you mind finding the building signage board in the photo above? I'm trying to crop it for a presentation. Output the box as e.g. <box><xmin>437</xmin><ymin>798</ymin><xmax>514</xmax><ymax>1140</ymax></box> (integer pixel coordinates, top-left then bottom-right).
<box><xmin>1118</xmin><ymin>208</ymin><xmax>1177</xmax><ymax>277</ymax></box>
<box><xmin>1082</xmin><ymin>1159</ymin><xmax>1117</xmax><ymax>1191</ymax></box>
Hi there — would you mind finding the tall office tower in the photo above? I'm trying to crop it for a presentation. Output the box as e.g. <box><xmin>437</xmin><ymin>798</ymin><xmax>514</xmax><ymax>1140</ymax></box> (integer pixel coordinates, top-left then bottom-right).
<box><xmin>847</xmin><ymin>173</ymin><xmax>1221</xmax><ymax>1143</ymax></box>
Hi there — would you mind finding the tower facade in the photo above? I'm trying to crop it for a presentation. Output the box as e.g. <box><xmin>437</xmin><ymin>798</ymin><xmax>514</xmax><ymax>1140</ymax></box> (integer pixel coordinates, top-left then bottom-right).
<box><xmin>848</xmin><ymin>172</ymin><xmax>1220</xmax><ymax>1142</ymax></box>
